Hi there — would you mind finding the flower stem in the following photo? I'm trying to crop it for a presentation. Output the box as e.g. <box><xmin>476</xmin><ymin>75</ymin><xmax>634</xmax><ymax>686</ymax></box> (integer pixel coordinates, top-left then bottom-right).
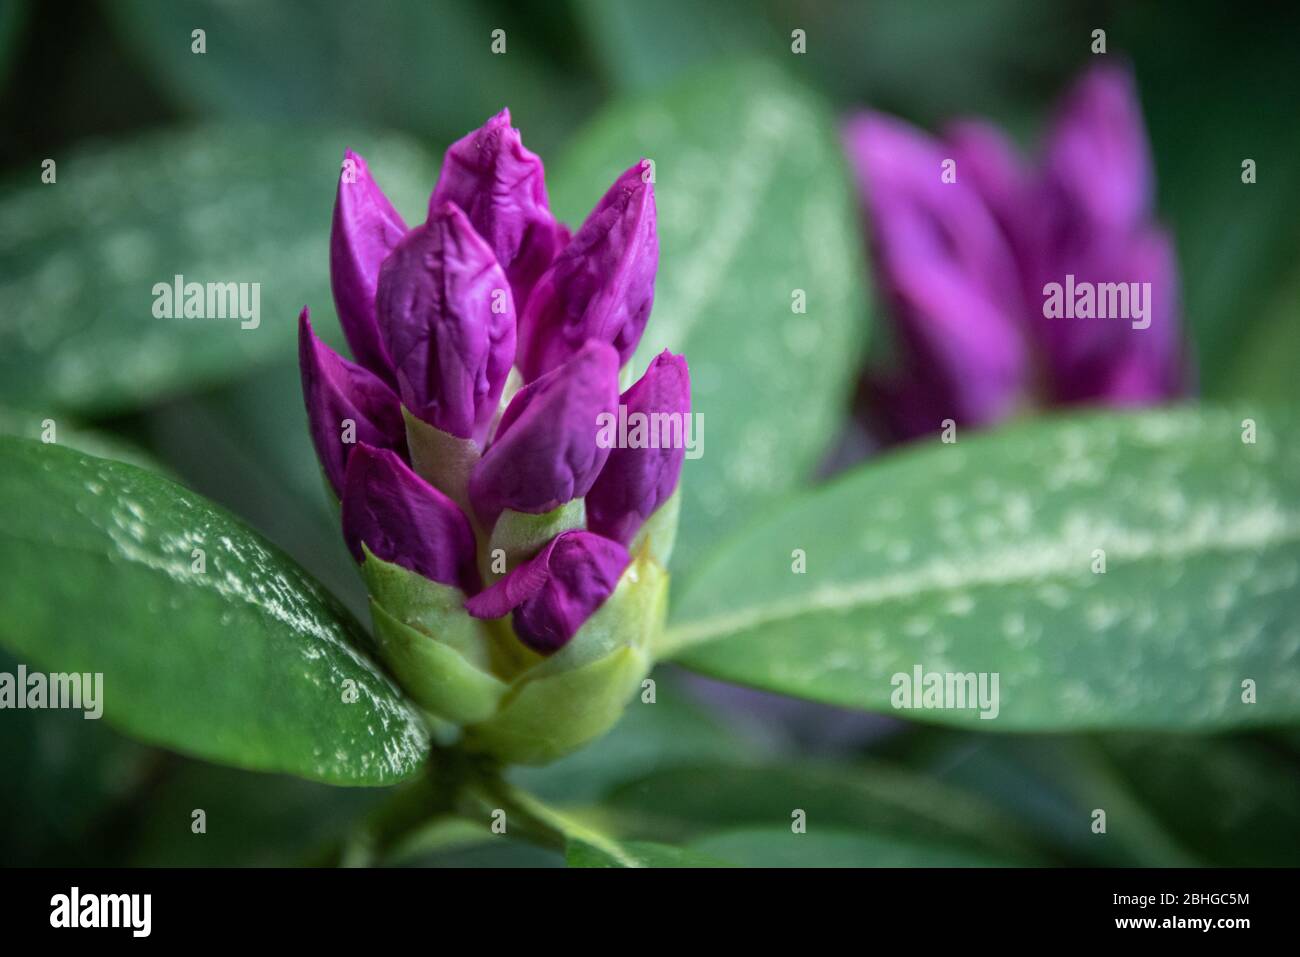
<box><xmin>462</xmin><ymin>771</ymin><xmax>639</xmax><ymax>866</ymax></box>
<box><xmin>326</xmin><ymin>744</ymin><xmax>635</xmax><ymax>866</ymax></box>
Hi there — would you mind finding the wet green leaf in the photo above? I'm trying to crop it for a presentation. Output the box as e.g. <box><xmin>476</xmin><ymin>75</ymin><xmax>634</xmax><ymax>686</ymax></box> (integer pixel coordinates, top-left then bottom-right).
<box><xmin>0</xmin><ymin>437</ymin><xmax>429</xmax><ymax>784</ymax></box>
<box><xmin>669</xmin><ymin>407</ymin><xmax>1300</xmax><ymax>731</ymax></box>
<box><xmin>0</xmin><ymin>125</ymin><xmax>433</xmax><ymax>413</ymax></box>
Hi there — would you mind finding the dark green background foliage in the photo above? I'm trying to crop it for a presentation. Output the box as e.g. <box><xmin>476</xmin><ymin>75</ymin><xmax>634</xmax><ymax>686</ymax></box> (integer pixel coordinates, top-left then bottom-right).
<box><xmin>0</xmin><ymin>0</ymin><xmax>1297</xmax><ymax>866</ymax></box>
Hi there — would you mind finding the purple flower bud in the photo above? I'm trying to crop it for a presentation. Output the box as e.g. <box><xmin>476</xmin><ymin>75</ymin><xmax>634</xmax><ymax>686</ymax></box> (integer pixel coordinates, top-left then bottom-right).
<box><xmin>1022</xmin><ymin>62</ymin><xmax>1185</xmax><ymax>408</ymax></box>
<box><xmin>375</xmin><ymin>203</ymin><xmax>516</xmax><ymax>442</ymax></box>
<box><xmin>864</xmin><ymin>264</ymin><xmax>1030</xmax><ymax>440</ymax></box>
<box><xmin>1041</xmin><ymin>63</ymin><xmax>1153</xmax><ymax>236</ymax></box>
<box><xmin>330</xmin><ymin>149</ymin><xmax>408</xmax><ymax>385</ymax></box>
<box><xmin>1035</xmin><ymin>227</ymin><xmax>1185</xmax><ymax>405</ymax></box>
<box><xmin>516</xmin><ymin>162</ymin><xmax>657</xmax><ymax>382</ymax></box>
<box><xmin>298</xmin><ymin>309</ymin><xmax>407</xmax><ymax>497</ymax></box>
<box><xmin>843</xmin><ymin>112</ymin><xmax>1028</xmax><ymax>439</ymax></box>
<box><xmin>429</xmin><ymin>109</ymin><xmax>564</xmax><ymax>312</ymax></box>
<box><xmin>586</xmin><ymin>350</ymin><xmax>690</xmax><ymax>545</ymax></box>
<box><xmin>465</xmin><ymin>530</ymin><xmax>629</xmax><ymax>654</ymax></box>
<box><xmin>341</xmin><ymin>443</ymin><xmax>481</xmax><ymax>594</ymax></box>
<box><xmin>469</xmin><ymin>340</ymin><xmax>619</xmax><ymax>522</ymax></box>
<box><xmin>844</xmin><ymin>61</ymin><xmax>1188</xmax><ymax>445</ymax></box>
<box><xmin>944</xmin><ymin>119</ymin><xmax>1029</xmax><ymax>251</ymax></box>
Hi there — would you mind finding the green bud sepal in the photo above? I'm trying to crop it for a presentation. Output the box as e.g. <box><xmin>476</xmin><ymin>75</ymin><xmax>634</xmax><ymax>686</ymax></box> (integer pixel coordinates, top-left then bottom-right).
<box><xmin>464</xmin><ymin>545</ymin><xmax>668</xmax><ymax>765</ymax></box>
<box><xmin>361</xmin><ymin>542</ymin><xmax>669</xmax><ymax>765</ymax></box>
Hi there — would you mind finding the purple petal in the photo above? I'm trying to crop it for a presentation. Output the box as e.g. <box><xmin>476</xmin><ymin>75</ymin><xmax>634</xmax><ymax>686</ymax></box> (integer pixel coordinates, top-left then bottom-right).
<box><xmin>944</xmin><ymin>119</ymin><xmax>1030</xmax><ymax>251</ymax></box>
<box><xmin>468</xmin><ymin>341</ymin><xmax>619</xmax><ymax>522</ymax></box>
<box><xmin>516</xmin><ymin>162</ymin><xmax>657</xmax><ymax>382</ymax></box>
<box><xmin>1020</xmin><ymin>64</ymin><xmax>1184</xmax><ymax>407</ymax></box>
<box><xmin>341</xmin><ymin>444</ymin><xmax>481</xmax><ymax>594</ymax></box>
<box><xmin>944</xmin><ymin>120</ymin><xmax>1024</xmax><ymax>209</ymax></box>
<box><xmin>843</xmin><ymin>112</ymin><xmax>1029</xmax><ymax>439</ymax></box>
<box><xmin>298</xmin><ymin>309</ymin><xmax>407</xmax><ymax>497</ymax></box>
<box><xmin>465</xmin><ymin>530</ymin><xmax>629</xmax><ymax>654</ymax></box>
<box><xmin>586</xmin><ymin>350</ymin><xmax>690</xmax><ymax>545</ymax></box>
<box><xmin>330</xmin><ymin>149</ymin><xmax>408</xmax><ymax>385</ymax></box>
<box><xmin>1041</xmin><ymin>62</ymin><xmax>1153</xmax><ymax>236</ymax></box>
<box><xmin>429</xmin><ymin>108</ymin><xmax>563</xmax><ymax>312</ymax></box>
<box><xmin>867</xmin><ymin>255</ymin><xmax>1028</xmax><ymax>439</ymax></box>
<box><xmin>375</xmin><ymin>203</ymin><xmax>516</xmax><ymax>442</ymax></box>
<box><xmin>844</xmin><ymin>111</ymin><xmax>1026</xmax><ymax>312</ymax></box>
<box><xmin>1033</xmin><ymin>227</ymin><xmax>1186</xmax><ymax>406</ymax></box>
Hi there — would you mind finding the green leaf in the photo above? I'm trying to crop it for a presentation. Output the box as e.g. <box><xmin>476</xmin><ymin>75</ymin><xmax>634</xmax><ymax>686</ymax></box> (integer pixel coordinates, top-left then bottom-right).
<box><xmin>1219</xmin><ymin>258</ymin><xmax>1300</xmax><ymax>403</ymax></box>
<box><xmin>566</xmin><ymin>837</ymin><xmax>728</xmax><ymax>868</ymax></box>
<box><xmin>602</xmin><ymin>763</ymin><xmax>1044</xmax><ymax>863</ymax></box>
<box><xmin>0</xmin><ymin>125</ymin><xmax>433</xmax><ymax>414</ymax></box>
<box><xmin>1097</xmin><ymin>733</ymin><xmax>1300</xmax><ymax>867</ymax></box>
<box><xmin>884</xmin><ymin>729</ymin><xmax>1201</xmax><ymax>866</ymax></box>
<box><xmin>570</xmin><ymin>0</ymin><xmax>770</xmax><ymax>94</ymax></box>
<box><xmin>548</xmin><ymin>60</ymin><xmax>871</xmax><ymax>581</ymax></box>
<box><xmin>142</xmin><ymin>364</ymin><xmax>365</xmax><ymax>616</ymax></box>
<box><xmin>399</xmin><ymin>838</ymin><xmax>564</xmax><ymax>869</ymax></box>
<box><xmin>667</xmin><ymin>406</ymin><xmax>1300</xmax><ymax>730</ymax></box>
<box><xmin>105</xmin><ymin>0</ymin><xmax>588</xmax><ymax>154</ymax></box>
<box><xmin>0</xmin><ymin>437</ymin><xmax>428</xmax><ymax>784</ymax></box>
<box><xmin>887</xmin><ymin>727</ymin><xmax>1300</xmax><ymax>867</ymax></box>
<box><xmin>687</xmin><ymin>827</ymin><xmax>1017</xmax><ymax>868</ymax></box>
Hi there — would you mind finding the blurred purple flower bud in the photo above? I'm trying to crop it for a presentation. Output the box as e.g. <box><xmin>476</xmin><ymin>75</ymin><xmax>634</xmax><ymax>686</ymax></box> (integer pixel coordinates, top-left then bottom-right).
<box><xmin>429</xmin><ymin>109</ymin><xmax>564</xmax><ymax>312</ymax></box>
<box><xmin>1041</xmin><ymin>62</ymin><xmax>1154</xmax><ymax>236</ymax></box>
<box><xmin>845</xmin><ymin>63</ymin><xmax>1186</xmax><ymax>443</ymax></box>
<box><xmin>516</xmin><ymin>162</ymin><xmax>657</xmax><ymax>382</ymax></box>
<box><xmin>465</xmin><ymin>530</ymin><xmax>629</xmax><ymax>654</ymax></box>
<box><xmin>330</xmin><ymin>149</ymin><xmax>407</xmax><ymax>386</ymax></box>
<box><xmin>469</xmin><ymin>340</ymin><xmax>619</xmax><ymax>522</ymax></box>
<box><xmin>843</xmin><ymin>112</ymin><xmax>1028</xmax><ymax>439</ymax></box>
<box><xmin>341</xmin><ymin>444</ymin><xmax>480</xmax><ymax>594</ymax></box>
<box><xmin>1035</xmin><ymin>228</ymin><xmax>1185</xmax><ymax>405</ymax></box>
<box><xmin>862</xmin><ymin>264</ymin><xmax>1029</xmax><ymax>440</ymax></box>
<box><xmin>375</xmin><ymin>203</ymin><xmax>516</xmax><ymax>442</ymax></box>
<box><xmin>1024</xmin><ymin>62</ymin><xmax>1186</xmax><ymax>406</ymax></box>
<box><xmin>944</xmin><ymin>119</ymin><xmax>1029</xmax><ymax>253</ymax></box>
<box><xmin>586</xmin><ymin>350</ymin><xmax>690</xmax><ymax>545</ymax></box>
<box><xmin>298</xmin><ymin>309</ymin><xmax>406</xmax><ymax>497</ymax></box>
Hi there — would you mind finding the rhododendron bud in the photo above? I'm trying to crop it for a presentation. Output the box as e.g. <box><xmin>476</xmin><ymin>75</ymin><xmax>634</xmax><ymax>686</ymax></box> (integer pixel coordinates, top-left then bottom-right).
<box><xmin>586</xmin><ymin>350</ymin><xmax>690</xmax><ymax>548</ymax></box>
<box><xmin>330</xmin><ymin>148</ymin><xmax>407</xmax><ymax>386</ymax></box>
<box><xmin>341</xmin><ymin>444</ymin><xmax>480</xmax><ymax>595</ymax></box>
<box><xmin>429</xmin><ymin>108</ymin><xmax>564</xmax><ymax>311</ymax></box>
<box><xmin>516</xmin><ymin>162</ymin><xmax>657</xmax><ymax>382</ymax></box>
<box><xmin>295</xmin><ymin>111</ymin><xmax>690</xmax><ymax>766</ymax></box>
<box><xmin>468</xmin><ymin>340</ymin><xmax>619</xmax><ymax>523</ymax></box>
<box><xmin>375</xmin><ymin>202</ymin><xmax>515</xmax><ymax>443</ymax></box>
<box><xmin>297</xmin><ymin>309</ymin><xmax>406</xmax><ymax>497</ymax></box>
